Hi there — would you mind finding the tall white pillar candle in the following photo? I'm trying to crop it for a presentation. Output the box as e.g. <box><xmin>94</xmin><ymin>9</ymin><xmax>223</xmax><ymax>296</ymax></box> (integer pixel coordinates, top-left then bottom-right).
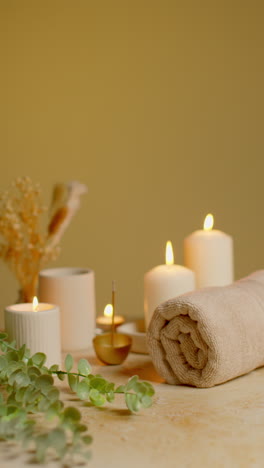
<box><xmin>144</xmin><ymin>241</ymin><xmax>195</xmax><ymax>327</ymax></box>
<box><xmin>184</xmin><ymin>214</ymin><xmax>234</xmax><ymax>289</ymax></box>
<box><xmin>39</xmin><ymin>267</ymin><xmax>96</xmax><ymax>351</ymax></box>
<box><xmin>5</xmin><ymin>299</ymin><xmax>61</xmax><ymax>367</ymax></box>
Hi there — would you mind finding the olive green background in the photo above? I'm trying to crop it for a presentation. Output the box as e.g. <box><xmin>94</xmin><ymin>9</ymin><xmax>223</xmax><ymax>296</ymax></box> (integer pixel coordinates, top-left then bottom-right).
<box><xmin>0</xmin><ymin>1</ymin><xmax>263</xmax><ymax>328</ymax></box>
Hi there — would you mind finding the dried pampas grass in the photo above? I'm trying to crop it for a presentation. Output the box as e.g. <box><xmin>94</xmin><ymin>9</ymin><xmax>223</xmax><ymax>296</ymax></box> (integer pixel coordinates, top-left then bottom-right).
<box><xmin>0</xmin><ymin>177</ymin><xmax>87</xmax><ymax>302</ymax></box>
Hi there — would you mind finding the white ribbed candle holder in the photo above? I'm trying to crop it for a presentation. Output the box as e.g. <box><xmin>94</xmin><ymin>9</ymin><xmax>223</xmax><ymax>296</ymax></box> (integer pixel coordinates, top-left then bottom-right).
<box><xmin>38</xmin><ymin>267</ymin><xmax>96</xmax><ymax>351</ymax></box>
<box><xmin>4</xmin><ymin>303</ymin><xmax>61</xmax><ymax>368</ymax></box>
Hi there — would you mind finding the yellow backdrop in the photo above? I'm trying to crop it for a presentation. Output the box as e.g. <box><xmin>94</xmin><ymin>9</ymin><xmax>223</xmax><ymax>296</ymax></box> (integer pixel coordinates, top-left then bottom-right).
<box><xmin>0</xmin><ymin>1</ymin><xmax>263</xmax><ymax>327</ymax></box>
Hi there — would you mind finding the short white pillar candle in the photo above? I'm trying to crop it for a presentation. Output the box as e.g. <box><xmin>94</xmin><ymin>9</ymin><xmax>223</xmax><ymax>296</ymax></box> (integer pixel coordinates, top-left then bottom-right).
<box><xmin>4</xmin><ymin>298</ymin><xmax>61</xmax><ymax>367</ymax></box>
<box><xmin>39</xmin><ymin>267</ymin><xmax>96</xmax><ymax>351</ymax></box>
<box><xmin>184</xmin><ymin>214</ymin><xmax>234</xmax><ymax>289</ymax></box>
<box><xmin>144</xmin><ymin>241</ymin><xmax>195</xmax><ymax>327</ymax></box>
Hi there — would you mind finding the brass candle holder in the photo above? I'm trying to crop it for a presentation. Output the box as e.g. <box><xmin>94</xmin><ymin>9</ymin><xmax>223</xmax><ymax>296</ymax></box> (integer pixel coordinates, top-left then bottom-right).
<box><xmin>93</xmin><ymin>281</ymin><xmax>132</xmax><ymax>365</ymax></box>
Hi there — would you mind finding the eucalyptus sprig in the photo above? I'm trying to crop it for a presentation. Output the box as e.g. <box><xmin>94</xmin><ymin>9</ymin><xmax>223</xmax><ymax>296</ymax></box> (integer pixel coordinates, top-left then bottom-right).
<box><xmin>0</xmin><ymin>333</ymin><xmax>155</xmax><ymax>465</ymax></box>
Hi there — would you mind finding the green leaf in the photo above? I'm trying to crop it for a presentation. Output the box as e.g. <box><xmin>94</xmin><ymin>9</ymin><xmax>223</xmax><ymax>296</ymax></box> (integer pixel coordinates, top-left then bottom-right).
<box><xmin>63</xmin><ymin>406</ymin><xmax>81</xmax><ymax>423</ymax></box>
<box><xmin>89</xmin><ymin>389</ymin><xmax>105</xmax><ymax>406</ymax></box>
<box><xmin>48</xmin><ymin>428</ymin><xmax>67</xmax><ymax>457</ymax></box>
<box><xmin>24</xmin><ymin>386</ymin><xmax>41</xmax><ymax>403</ymax></box>
<box><xmin>38</xmin><ymin>396</ymin><xmax>51</xmax><ymax>412</ymax></box>
<box><xmin>46</xmin><ymin>401</ymin><xmax>63</xmax><ymax>420</ymax></box>
<box><xmin>139</xmin><ymin>381</ymin><xmax>155</xmax><ymax>397</ymax></box>
<box><xmin>15</xmin><ymin>387</ymin><xmax>26</xmax><ymax>403</ymax></box>
<box><xmin>74</xmin><ymin>423</ymin><xmax>87</xmax><ymax>433</ymax></box>
<box><xmin>35</xmin><ymin>433</ymin><xmax>49</xmax><ymax>463</ymax></box>
<box><xmin>141</xmin><ymin>395</ymin><xmax>153</xmax><ymax>408</ymax></box>
<box><xmin>6</xmin><ymin>361</ymin><xmax>22</xmax><ymax>378</ymax></box>
<box><xmin>82</xmin><ymin>435</ymin><xmax>93</xmax><ymax>445</ymax></box>
<box><xmin>0</xmin><ymin>332</ymin><xmax>8</xmax><ymax>340</ymax></box>
<box><xmin>57</xmin><ymin>371</ymin><xmax>66</xmax><ymax>381</ymax></box>
<box><xmin>0</xmin><ymin>342</ymin><xmax>7</xmax><ymax>352</ymax></box>
<box><xmin>27</xmin><ymin>366</ymin><xmax>41</xmax><ymax>379</ymax></box>
<box><xmin>18</xmin><ymin>344</ymin><xmax>26</xmax><ymax>360</ymax></box>
<box><xmin>65</xmin><ymin>354</ymin><xmax>73</xmax><ymax>372</ymax></box>
<box><xmin>12</xmin><ymin>371</ymin><xmax>30</xmax><ymax>387</ymax></box>
<box><xmin>35</xmin><ymin>374</ymin><xmax>54</xmax><ymax>392</ymax></box>
<box><xmin>115</xmin><ymin>385</ymin><xmax>125</xmax><ymax>393</ymax></box>
<box><xmin>126</xmin><ymin>375</ymin><xmax>139</xmax><ymax>391</ymax></box>
<box><xmin>106</xmin><ymin>391</ymin><xmax>115</xmax><ymax>403</ymax></box>
<box><xmin>125</xmin><ymin>393</ymin><xmax>141</xmax><ymax>412</ymax></box>
<box><xmin>46</xmin><ymin>387</ymin><xmax>60</xmax><ymax>403</ymax></box>
<box><xmin>76</xmin><ymin>381</ymin><xmax>90</xmax><ymax>400</ymax></box>
<box><xmin>0</xmin><ymin>355</ymin><xmax>7</xmax><ymax>371</ymax></box>
<box><xmin>68</xmin><ymin>374</ymin><xmax>77</xmax><ymax>392</ymax></box>
<box><xmin>49</xmin><ymin>364</ymin><xmax>59</xmax><ymax>373</ymax></box>
<box><xmin>105</xmin><ymin>382</ymin><xmax>115</xmax><ymax>392</ymax></box>
<box><xmin>6</xmin><ymin>351</ymin><xmax>19</xmax><ymax>362</ymax></box>
<box><xmin>90</xmin><ymin>376</ymin><xmax>107</xmax><ymax>392</ymax></box>
<box><xmin>32</xmin><ymin>352</ymin><xmax>46</xmax><ymax>367</ymax></box>
<box><xmin>78</xmin><ymin>358</ymin><xmax>91</xmax><ymax>376</ymax></box>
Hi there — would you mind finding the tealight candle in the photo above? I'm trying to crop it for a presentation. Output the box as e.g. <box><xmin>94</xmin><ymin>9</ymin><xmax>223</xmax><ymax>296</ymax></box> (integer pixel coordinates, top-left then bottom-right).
<box><xmin>96</xmin><ymin>304</ymin><xmax>125</xmax><ymax>331</ymax></box>
<box><xmin>4</xmin><ymin>297</ymin><xmax>61</xmax><ymax>367</ymax></box>
<box><xmin>144</xmin><ymin>241</ymin><xmax>195</xmax><ymax>327</ymax></box>
<box><xmin>184</xmin><ymin>213</ymin><xmax>234</xmax><ymax>289</ymax></box>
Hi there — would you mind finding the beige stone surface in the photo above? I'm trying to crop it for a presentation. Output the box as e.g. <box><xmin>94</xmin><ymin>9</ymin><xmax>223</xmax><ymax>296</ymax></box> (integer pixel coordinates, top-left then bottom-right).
<box><xmin>1</xmin><ymin>350</ymin><xmax>264</xmax><ymax>468</ymax></box>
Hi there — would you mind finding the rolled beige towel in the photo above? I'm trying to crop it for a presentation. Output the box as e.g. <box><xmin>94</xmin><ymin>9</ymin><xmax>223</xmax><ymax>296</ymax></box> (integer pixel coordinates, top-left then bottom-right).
<box><xmin>147</xmin><ymin>271</ymin><xmax>264</xmax><ymax>388</ymax></box>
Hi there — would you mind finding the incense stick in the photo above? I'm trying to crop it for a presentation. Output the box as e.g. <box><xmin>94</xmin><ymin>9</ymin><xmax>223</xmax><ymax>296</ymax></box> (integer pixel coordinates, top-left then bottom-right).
<box><xmin>111</xmin><ymin>280</ymin><xmax>116</xmax><ymax>346</ymax></box>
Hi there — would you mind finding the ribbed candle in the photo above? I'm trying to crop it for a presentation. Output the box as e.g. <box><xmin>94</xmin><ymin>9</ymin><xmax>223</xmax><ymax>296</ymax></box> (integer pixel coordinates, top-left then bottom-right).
<box><xmin>4</xmin><ymin>303</ymin><xmax>61</xmax><ymax>367</ymax></box>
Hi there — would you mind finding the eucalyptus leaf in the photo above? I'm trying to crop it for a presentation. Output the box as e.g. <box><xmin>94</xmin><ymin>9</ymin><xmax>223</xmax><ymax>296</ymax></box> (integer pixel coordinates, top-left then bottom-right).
<box><xmin>57</xmin><ymin>371</ymin><xmax>66</xmax><ymax>381</ymax></box>
<box><xmin>125</xmin><ymin>393</ymin><xmax>141</xmax><ymax>412</ymax></box>
<box><xmin>141</xmin><ymin>395</ymin><xmax>153</xmax><ymax>408</ymax></box>
<box><xmin>82</xmin><ymin>435</ymin><xmax>93</xmax><ymax>445</ymax></box>
<box><xmin>63</xmin><ymin>406</ymin><xmax>81</xmax><ymax>423</ymax></box>
<box><xmin>35</xmin><ymin>433</ymin><xmax>49</xmax><ymax>463</ymax></box>
<box><xmin>126</xmin><ymin>375</ymin><xmax>139</xmax><ymax>391</ymax></box>
<box><xmin>76</xmin><ymin>380</ymin><xmax>90</xmax><ymax>400</ymax></box>
<box><xmin>18</xmin><ymin>344</ymin><xmax>26</xmax><ymax>360</ymax></box>
<box><xmin>48</xmin><ymin>427</ymin><xmax>67</xmax><ymax>457</ymax></box>
<box><xmin>115</xmin><ymin>385</ymin><xmax>126</xmax><ymax>393</ymax></box>
<box><xmin>65</xmin><ymin>354</ymin><xmax>73</xmax><ymax>372</ymax></box>
<box><xmin>6</xmin><ymin>351</ymin><xmax>19</xmax><ymax>362</ymax></box>
<box><xmin>35</xmin><ymin>374</ymin><xmax>54</xmax><ymax>392</ymax></box>
<box><xmin>49</xmin><ymin>364</ymin><xmax>59</xmax><ymax>372</ymax></box>
<box><xmin>14</xmin><ymin>371</ymin><xmax>30</xmax><ymax>387</ymax></box>
<box><xmin>46</xmin><ymin>387</ymin><xmax>60</xmax><ymax>403</ymax></box>
<box><xmin>77</xmin><ymin>358</ymin><xmax>91</xmax><ymax>376</ymax></box>
<box><xmin>89</xmin><ymin>389</ymin><xmax>105</xmax><ymax>406</ymax></box>
<box><xmin>0</xmin><ymin>332</ymin><xmax>154</xmax><ymax>464</ymax></box>
<box><xmin>106</xmin><ymin>391</ymin><xmax>115</xmax><ymax>403</ymax></box>
<box><xmin>0</xmin><ymin>355</ymin><xmax>8</xmax><ymax>371</ymax></box>
<box><xmin>90</xmin><ymin>376</ymin><xmax>107</xmax><ymax>392</ymax></box>
<box><xmin>31</xmin><ymin>352</ymin><xmax>46</xmax><ymax>367</ymax></box>
<box><xmin>38</xmin><ymin>397</ymin><xmax>51</xmax><ymax>412</ymax></box>
<box><xmin>68</xmin><ymin>373</ymin><xmax>77</xmax><ymax>392</ymax></box>
<box><xmin>27</xmin><ymin>366</ymin><xmax>41</xmax><ymax>378</ymax></box>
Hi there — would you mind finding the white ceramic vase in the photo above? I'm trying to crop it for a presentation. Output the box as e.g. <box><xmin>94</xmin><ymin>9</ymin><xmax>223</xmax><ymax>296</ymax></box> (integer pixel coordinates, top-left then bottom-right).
<box><xmin>38</xmin><ymin>267</ymin><xmax>96</xmax><ymax>351</ymax></box>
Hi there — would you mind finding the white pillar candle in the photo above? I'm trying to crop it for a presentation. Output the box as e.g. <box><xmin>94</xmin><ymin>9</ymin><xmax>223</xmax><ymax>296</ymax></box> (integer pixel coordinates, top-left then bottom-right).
<box><xmin>184</xmin><ymin>214</ymin><xmax>234</xmax><ymax>289</ymax></box>
<box><xmin>144</xmin><ymin>241</ymin><xmax>195</xmax><ymax>327</ymax></box>
<box><xmin>39</xmin><ymin>267</ymin><xmax>96</xmax><ymax>351</ymax></box>
<box><xmin>4</xmin><ymin>298</ymin><xmax>61</xmax><ymax>367</ymax></box>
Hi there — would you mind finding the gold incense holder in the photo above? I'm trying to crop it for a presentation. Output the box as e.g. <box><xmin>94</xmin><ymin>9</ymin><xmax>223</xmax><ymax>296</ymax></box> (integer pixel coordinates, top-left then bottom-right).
<box><xmin>93</xmin><ymin>332</ymin><xmax>132</xmax><ymax>365</ymax></box>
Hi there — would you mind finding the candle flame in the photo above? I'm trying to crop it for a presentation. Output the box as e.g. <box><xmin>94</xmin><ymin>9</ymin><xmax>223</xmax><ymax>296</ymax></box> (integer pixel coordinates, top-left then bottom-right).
<box><xmin>203</xmin><ymin>213</ymin><xmax>214</xmax><ymax>231</ymax></box>
<box><xmin>104</xmin><ymin>304</ymin><xmax>113</xmax><ymax>318</ymax></box>
<box><xmin>32</xmin><ymin>296</ymin><xmax>39</xmax><ymax>312</ymax></box>
<box><xmin>165</xmin><ymin>241</ymin><xmax>174</xmax><ymax>265</ymax></box>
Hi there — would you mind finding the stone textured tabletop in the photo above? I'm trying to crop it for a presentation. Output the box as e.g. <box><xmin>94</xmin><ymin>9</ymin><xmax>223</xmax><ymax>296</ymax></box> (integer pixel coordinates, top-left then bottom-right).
<box><xmin>1</xmin><ymin>350</ymin><xmax>264</xmax><ymax>468</ymax></box>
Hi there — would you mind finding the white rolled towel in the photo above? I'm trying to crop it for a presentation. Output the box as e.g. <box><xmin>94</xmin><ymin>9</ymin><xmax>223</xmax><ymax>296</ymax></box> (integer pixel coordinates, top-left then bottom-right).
<box><xmin>147</xmin><ymin>271</ymin><xmax>264</xmax><ymax>388</ymax></box>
